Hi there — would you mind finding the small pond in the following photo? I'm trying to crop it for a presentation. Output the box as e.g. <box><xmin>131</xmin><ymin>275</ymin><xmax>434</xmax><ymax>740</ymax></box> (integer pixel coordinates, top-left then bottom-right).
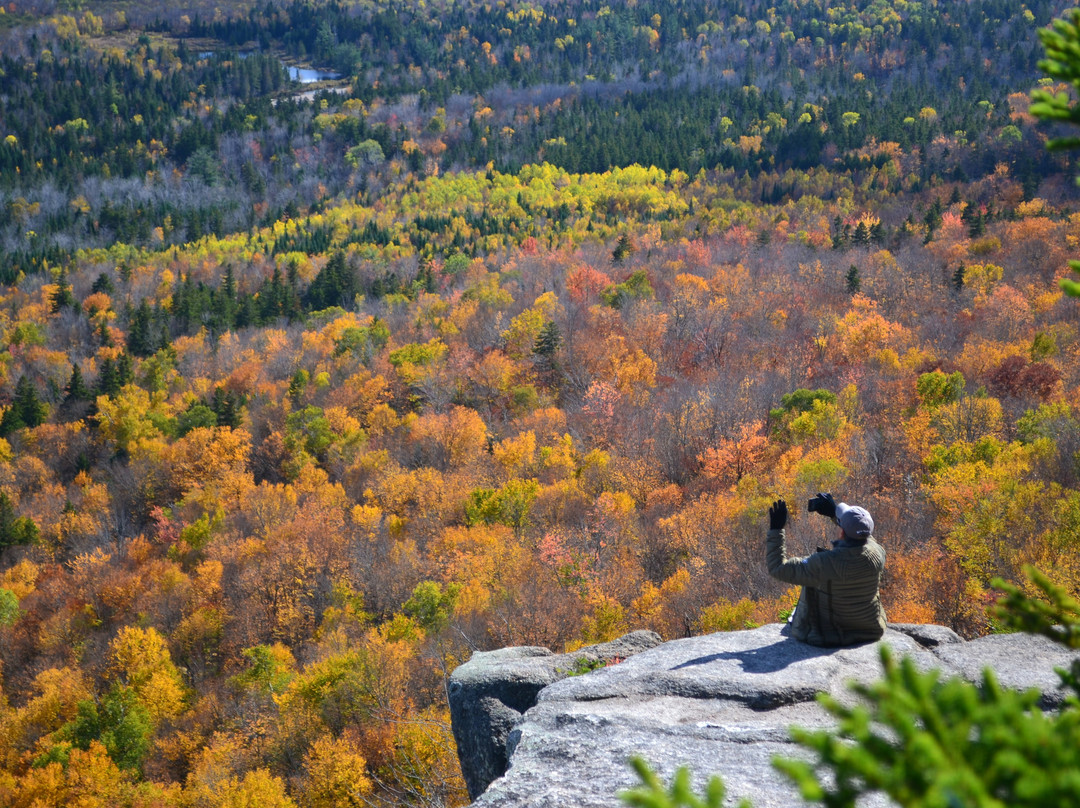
<box><xmin>287</xmin><ymin>65</ymin><xmax>342</xmax><ymax>83</ymax></box>
<box><xmin>197</xmin><ymin>52</ymin><xmax>340</xmax><ymax>83</ymax></box>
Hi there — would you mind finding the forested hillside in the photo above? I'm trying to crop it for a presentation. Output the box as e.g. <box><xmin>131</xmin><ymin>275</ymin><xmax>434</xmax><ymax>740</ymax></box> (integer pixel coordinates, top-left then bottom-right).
<box><xmin>0</xmin><ymin>0</ymin><xmax>1078</xmax><ymax>805</ymax></box>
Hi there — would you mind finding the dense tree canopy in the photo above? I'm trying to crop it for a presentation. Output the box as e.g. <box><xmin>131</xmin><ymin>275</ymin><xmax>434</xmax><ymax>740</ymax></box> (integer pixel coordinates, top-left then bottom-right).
<box><xmin>0</xmin><ymin>0</ymin><xmax>1078</xmax><ymax>806</ymax></box>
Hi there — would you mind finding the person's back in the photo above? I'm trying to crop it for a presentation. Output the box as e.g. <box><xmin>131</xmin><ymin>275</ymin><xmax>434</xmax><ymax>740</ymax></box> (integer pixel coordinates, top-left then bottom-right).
<box><xmin>765</xmin><ymin>496</ymin><xmax>887</xmax><ymax>647</ymax></box>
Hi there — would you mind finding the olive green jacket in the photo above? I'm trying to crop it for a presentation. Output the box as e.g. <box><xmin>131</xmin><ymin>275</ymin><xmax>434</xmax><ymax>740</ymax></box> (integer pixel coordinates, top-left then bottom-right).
<box><xmin>766</xmin><ymin>528</ymin><xmax>887</xmax><ymax>647</ymax></box>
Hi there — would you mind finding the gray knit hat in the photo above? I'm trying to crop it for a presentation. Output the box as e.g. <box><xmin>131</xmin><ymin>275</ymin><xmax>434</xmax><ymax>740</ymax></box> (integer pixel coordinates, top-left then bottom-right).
<box><xmin>836</xmin><ymin>502</ymin><xmax>874</xmax><ymax>539</ymax></box>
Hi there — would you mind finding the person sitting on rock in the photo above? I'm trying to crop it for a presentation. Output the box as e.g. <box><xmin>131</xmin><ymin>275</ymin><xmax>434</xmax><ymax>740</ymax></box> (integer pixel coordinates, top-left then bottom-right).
<box><xmin>765</xmin><ymin>495</ymin><xmax>887</xmax><ymax>647</ymax></box>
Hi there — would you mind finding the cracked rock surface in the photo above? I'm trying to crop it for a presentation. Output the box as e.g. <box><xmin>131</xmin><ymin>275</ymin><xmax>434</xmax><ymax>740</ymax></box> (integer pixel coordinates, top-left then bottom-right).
<box><xmin>450</xmin><ymin>623</ymin><xmax>1079</xmax><ymax>807</ymax></box>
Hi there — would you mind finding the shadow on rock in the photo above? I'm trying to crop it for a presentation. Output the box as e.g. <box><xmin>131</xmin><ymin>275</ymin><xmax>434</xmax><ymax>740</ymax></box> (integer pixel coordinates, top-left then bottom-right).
<box><xmin>673</xmin><ymin>638</ymin><xmax>836</xmax><ymax>673</ymax></box>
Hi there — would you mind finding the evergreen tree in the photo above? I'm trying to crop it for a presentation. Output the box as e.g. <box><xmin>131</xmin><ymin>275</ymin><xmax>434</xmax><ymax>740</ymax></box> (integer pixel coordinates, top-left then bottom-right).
<box><xmin>259</xmin><ymin>265</ymin><xmax>289</xmax><ymax>320</ymax></box>
<box><xmin>533</xmin><ymin>319</ymin><xmax>563</xmax><ymax>390</ymax></box>
<box><xmin>612</xmin><ymin>234</ymin><xmax>636</xmax><ymax>264</ymax></box>
<box><xmin>846</xmin><ymin>265</ymin><xmax>861</xmax><ymax>294</ymax></box>
<box><xmin>923</xmin><ymin>198</ymin><xmax>944</xmax><ymax>243</ymax></box>
<box><xmin>96</xmin><ymin>358</ymin><xmax>118</xmax><ymax>398</ymax></box>
<box><xmin>222</xmin><ymin>264</ymin><xmax>237</xmax><ymax>301</ymax></box>
<box><xmin>235</xmin><ymin>294</ymin><xmax>259</xmax><ymax>329</ymax></box>
<box><xmin>533</xmin><ymin>319</ymin><xmax>562</xmax><ymax>361</ymax></box>
<box><xmin>210</xmin><ymin>265</ymin><xmax>239</xmax><ymax>330</ymax></box>
<box><xmin>288</xmin><ymin>369</ymin><xmax>309</xmax><ymax>405</ymax></box>
<box><xmin>64</xmin><ymin>363</ymin><xmax>91</xmax><ymax>402</ymax></box>
<box><xmin>0</xmin><ymin>491</ymin><xmax>39</xmax><ymax>550</ymax></box>
<box><xmin>953</xmin><ymin>264</ymin><xmax>966</xmax><ymax>293</ymax></box>
<box><xmin>172</xmin><ymin>274</ymin><xmax>195</xmax><ymax>333</ymax></box>
<box><xmin>96</xmin><ymin>353</ymin><xmax>134</xmax><ymax>398</ymax></box>
<box><xmin>0</xmin><ymin>376</ymin><xmax>48</xmax><ymax>436</ymax></box>
<box><xmin>116</xmin><ymin>352</ymin><xmax>135</xmax><ymax>388</ymax></box>
<box><xmin>284</xmin><ymin>260</ymin><xmax>303</xmax><ymax>319</ymax></box>
<box><xmin>97</xmin><ymin>319</ymin><xmax>114</xmax><ymax>347</ymax></box>
<box><xmin>49</xmin><ymin>266</ymin><xmax>77</xmax><ymax>314</ymax></box>
<box><xmin>91</xmin><ymin>272</ymin><xmax>114</xmax><ymax>295</ymax></box>
<box><xmin>831</xmin><ymin>216</ymin><xmax>846</xmax><ymax>249</ymax></box>
<box><xmin>127</xmin><ymin>299</ymin><xmax>156</xmax><ymax>357</ymax></box>
<box><xmin>305</xmin><ymin>250</ymin><xmax>357</xmax><ymax>310</ymax></box>
<box><xmin>211</xmin><ymin>386</ymin><xmax>245</xmax><ymax>429</ymax></box>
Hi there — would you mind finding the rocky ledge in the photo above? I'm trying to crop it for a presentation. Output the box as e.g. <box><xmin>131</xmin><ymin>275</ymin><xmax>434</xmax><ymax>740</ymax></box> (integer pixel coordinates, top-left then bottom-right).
<box><xmin>449</xmin><ymin>624</ymin><xmax>1079</xmax><ymax>807</ymax></box>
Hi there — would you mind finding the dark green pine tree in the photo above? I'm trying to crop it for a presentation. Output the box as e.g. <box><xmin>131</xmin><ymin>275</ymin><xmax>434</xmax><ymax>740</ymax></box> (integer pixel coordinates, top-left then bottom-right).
<box><xmin>288</xmin><ymin>369</ymin><xmax>309</xmax><ymax>405</ymax></box>
<box><xmin>64</xmin><ymin>364</ymin><xmax>91</xmax><ymax>402</ymax></box>
<box><xmin>533</xmin><ymin>319</ymin><xmax>562</xmax><ymax>361</ymax></box>
<box><xmin>97</xmin><ymin>319</ymin><xmax>114</xmax><ymax>347</ymax></box>
<box><xmin>612</xmin><ymin>234</ymin><xmax>636</xmax><ymax>264</ymax></box>
<box><xmin>305</xmin><ymin>250</ymin><xmax>358</xmax><ymax>310</ymax></box>
<box><xmin>923</xmin><ymin>198</ymin><xmax>944</xmax><ymax>243</ymax></box>
<box><xmin>222</xmin><ymin>264</ymin><xmax>237</xmax><ymax>302</ymax></box>
<box><xmin>0</xmin><ymin>490</ymin><xmax>40</xmax><ymax>550</ymax></box>
<box><xmin>211</xmin><ymin>264</ymin><xmax>239</xmax><ymax>330</ymax></box>
<box><xmin>846</xmin><ymin>265</ymin><xmax>862</xmax><ymax>294</ymax></box>
<box><xmin>49</xmin><ymin>266</ymin><xmax>77</xmax><ymax>314</ymax></box>
<box><xmin>284</xmin><ymin>258</ymin><xmax>303</xmax><ymax>319</ymax></box>
<box><xmin>831</xmin><ymin>215</ymin><xmax>847</xmax><ymax>249</ymax></box>
<box><xmin>91</xmin><ymin>272</ymin><xmax>114</xmax><ymax>295</ymax></box>
<box><xmin>15</xmin><ymin>377</ymin><xmax>47</xmax><ymax>426</ymax></box>
<box><xmin>533</xmin><ymin>319</ymin><xmax>564</xmax><ymax>390</ymax></box>
<box><xmin>172</xmin><ymin>274</ymin><xmax>196</xmax><ymax>333</ymax></box>
<box><xmin>116</xmin><ymin>353</ymin><xmax>134</xmax><ymax>388</ymax></box>
<box><xmin>96</xmin><ymin>358</ymin><xmax>118</xmax><ymax>398</ymax></box>
<box><xmin>127</xmin><ymin>300</ymin><xmax>156</xmax><ymax>357</ymax></box>
<box><xmin>235</xmin><ymin>294</ymin><xmax>259</xmax><ymax>329</ymax></box>
<box><xmin>0</xmin><ymin>376</ymin><xmax>49</xmax><ymax>436</ymax></box>
<box><xmin>96</xmin><ymin>353</ymin><xmax>134</xmax><ymax>398</ymax></box>
<box><xmin>953</xmin><ymin>264</ymin><xmax>966</xmax><ymax>293</ymax></box>
<box><xmin>260</xmin><ymin>265</ymin><xmax>288</xmax><ymax>321</ymax></box>
<box><xmin>210</xmin><ymin>386</ymin><xmax>245</xmax><ymax>429</ymax></box>
<box><xmin>369</xmin><ymin>275</ymin><xmax>386</xmax><ymax>299</ymax></box>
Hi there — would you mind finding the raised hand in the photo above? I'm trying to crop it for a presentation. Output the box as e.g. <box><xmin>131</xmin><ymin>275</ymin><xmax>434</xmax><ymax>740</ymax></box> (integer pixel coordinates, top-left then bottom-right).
<box><xmin>769</xmin><ymin>499</ymin><xmax>788</xmax><ymax>530</ymax></box>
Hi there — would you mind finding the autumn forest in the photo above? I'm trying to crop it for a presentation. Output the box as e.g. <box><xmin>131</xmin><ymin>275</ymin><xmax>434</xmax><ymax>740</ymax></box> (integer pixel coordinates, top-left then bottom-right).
<box><xmin>0</xmin><ymin>0</ymin><xmax>1079</xmax><ymax>804</ymax></box>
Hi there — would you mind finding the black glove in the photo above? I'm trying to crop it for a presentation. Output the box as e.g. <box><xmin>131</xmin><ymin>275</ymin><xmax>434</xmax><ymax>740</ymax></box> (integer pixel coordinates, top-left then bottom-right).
<box><xmin>808</xmin><ymin>492</ymin><xmax>836</xmax><ymax>519</ymax></box>
<box><xmin>768</xmin><ymin>499</ymin><xmax>788</xmax><ymax>531</ymax></box>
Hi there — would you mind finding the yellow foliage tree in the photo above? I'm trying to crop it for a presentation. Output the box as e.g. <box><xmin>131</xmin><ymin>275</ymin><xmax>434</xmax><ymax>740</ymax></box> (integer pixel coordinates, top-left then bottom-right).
<box><xmin>7</xmin><ymin>741</ymin><xmax>146</xmax><ymax>808</ymax></box>
<box><xmin>377</xmin><ymin>706</ymin><xmax>469</xmax><ymax>808</ymax></box>
<box><xmin>501</xmin><ymin>291</ymin><xmax>558</xmax><ymax>360</ymax></box>
<box><xmin>213</xmin><ymin>769</ymin><xmax>297</xmax><ymax>808</ymax></box>
<box><xmin>95</xmin><ymin>385</ymin><xmax>169</xmax><ymax>457</ymax></box>
<box><xmin>492</xmin><ymin>430</ymin><xmax>537</xmax><ymax>479</ymax></box>
<box><xmin>303</xmin><ymin>731</ymin><xmax>372</xmax><ymax>808</ymax></box>
<box><xmin>168</xmin><ymin>426</ymin><xmax>253</xmax><ymax>506</ymax></box>
<box><xmin>108</xmin><ymin>626</ymin><xmax>187</xmax><ymax>723</ymax></box>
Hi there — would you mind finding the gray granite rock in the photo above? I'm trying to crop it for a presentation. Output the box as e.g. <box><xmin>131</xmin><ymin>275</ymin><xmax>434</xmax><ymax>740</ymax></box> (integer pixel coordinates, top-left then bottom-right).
<box><xmin>448</xmin><ymin>630</ymin><xmax>662</xmax><ymax>799</ymax></box>
<box><xmin>537</xmin><ymin>625</ymin><xmax>942</xmax><ymax>709</ymax></box>
<box><xmin>454</xmin><ymin>624</ymin><xmax>1080</xmax><ymax>807</ymax></box>
<box><xmin>930</xmin><ymin>631</ymin><xmax>1076</xmax><ymax>708</ymax></box>
<box><xmin>483</xmin><ymin>694</ymin><xmax>898</xmax><ymax>808</ymax></box>
<box><xmin>887</xmin><ymin>622</ymin><xmax>963</xmax><ymax>647</ymax></box>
